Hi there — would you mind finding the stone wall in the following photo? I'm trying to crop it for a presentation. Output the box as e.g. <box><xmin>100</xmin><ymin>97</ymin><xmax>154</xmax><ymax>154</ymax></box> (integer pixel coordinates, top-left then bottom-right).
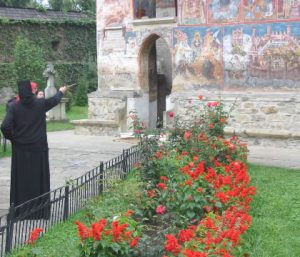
<box><xmin>172</xmin><ymin>92</ymin><xmax>300</xmax><ymax>147</ymax></box>
<box><xmin>81</xmin><ymin>0</ymin><xmax>300</xmax><ymax>147</ymax></box>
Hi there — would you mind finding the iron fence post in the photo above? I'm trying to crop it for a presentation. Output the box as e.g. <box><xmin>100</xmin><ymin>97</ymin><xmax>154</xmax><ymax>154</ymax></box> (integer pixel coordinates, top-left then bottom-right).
<box><xmin>5</xmin><ymin>204</ymin><xmax>15</xmax><ymax>254</ymax></box>
<box><xmin>63</xmin><ymin>185</ymin><xmax>69</xmax><ymax>221</ymax></box>
<box><xmin>98</xmin><ymin>162</ymin><xmax>104</xmax><ymax>194</ymax></box>
<box><xmin>122</xmin><ymin>149</ymin><xmax>129</xmax><ymax>174</ymax></box>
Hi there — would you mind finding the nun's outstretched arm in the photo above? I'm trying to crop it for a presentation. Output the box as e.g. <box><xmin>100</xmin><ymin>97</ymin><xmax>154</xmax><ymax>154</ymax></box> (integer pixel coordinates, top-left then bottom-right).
<box><xmin>44</xmin><ymin>86</ymin><xmax>67</xmax><ymax>112</ymax></box>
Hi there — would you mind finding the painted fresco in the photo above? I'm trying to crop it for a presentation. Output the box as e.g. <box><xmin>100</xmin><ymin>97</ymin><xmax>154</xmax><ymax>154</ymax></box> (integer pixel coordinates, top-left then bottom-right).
<box><xmin>179</xmin><ymin>0</ymin><xmax>206</xmax><ymax>24</ymax></box>
<box><xmin>208</xmin><ymin>0</ymin><xmax>242</xmax><ymax>23</ymax></box>
<box><xmin>156</xmin><ymin>0</ymin><xmax>176</xmax><ymax>18</ymax></box>
<box><xmin>125</xmin><ymin>31</ymin><xmax>138</xmax><ymax>56</ymax></box>
<box><xmin>243</xmin><ymin>0</ymin><xmax>276</xmax><ymax>20</ymax></box>
<box><xmin>98</xmin><ymin>0</ymin><xmax>132</xmax><ymax>30</ymax></box>
<box><xmin>173</xmin><ymin>27</ymin><xmax>223</xmax><ymax>90</ymax></box>
<box><xmin>278</xmin><ymin>0</ymin><xmax>300</xmax><ymax>19</ymax></box>
<box><xmin>224</xmin><ymin>22</ymin><xmax>300</xmax><ymax>88</ymax></box>
<box><xmin>135</xmin><ymin>27</ymin><xmax>173</xmax><ymax>47</ymax></box>
<box><xmin>99</xmin><ymin>55</ymin><xmax>137</xmax><ymax>89</ymax></box>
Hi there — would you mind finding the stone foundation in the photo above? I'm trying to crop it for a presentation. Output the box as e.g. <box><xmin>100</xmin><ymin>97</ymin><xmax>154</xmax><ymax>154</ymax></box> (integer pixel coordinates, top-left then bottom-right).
<box><xmin>71</xmin><ymin>119</ymin><xmax>120</xmax><ymax>136</ymax></box>
<box><xmin>172</xmin><ymin>92</ymin><xmax>300</xmax><ymax>148</ymax></box>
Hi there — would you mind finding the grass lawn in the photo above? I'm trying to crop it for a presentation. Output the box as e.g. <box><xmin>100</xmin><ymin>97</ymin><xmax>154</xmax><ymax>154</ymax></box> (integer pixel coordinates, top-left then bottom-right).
<box><xmin>8</xmin><ymin>172</ymin><xmax>141</xmax><ymax>257</ymax></box>
<box><xmin>47</xmin><ymin>105</ymin><xmax>88</xmax><ymax>131</ymax></box>
<box><xmin>7</xmin><ymin>165</ymin><xmax>300</xmax><ymax>257</ymax></box>
<box><xmin>243</xmin><ymin>164</ymin><xmax>300</xmax><ymax>257</ymax></box>
<box><xmin>0</xmin><ymin>104</ymin><xmax>5</xmax><ymax>120</ymax></box>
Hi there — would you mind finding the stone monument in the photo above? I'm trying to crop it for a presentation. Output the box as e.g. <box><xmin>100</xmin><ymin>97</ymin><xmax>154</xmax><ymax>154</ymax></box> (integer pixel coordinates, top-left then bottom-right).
<box><xmin>43</xmin><ymin>62</ymin><xmax>68</xmax><ymax>120</ymax></box>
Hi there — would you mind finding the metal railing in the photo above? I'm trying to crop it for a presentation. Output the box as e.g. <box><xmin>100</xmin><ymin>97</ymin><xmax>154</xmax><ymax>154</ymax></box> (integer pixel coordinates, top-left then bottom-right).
<box><xmin>0</xmin><ymin>145</ymin><xmax>141</xmax><ymax>256</ymax></box>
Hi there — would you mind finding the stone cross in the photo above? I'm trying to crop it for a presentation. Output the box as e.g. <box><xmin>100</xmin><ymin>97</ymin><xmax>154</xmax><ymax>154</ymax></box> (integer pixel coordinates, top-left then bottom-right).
<box><xmin>43</xmin><ymin>62</ymin><xmax>57</xmax><ymax>99</ymax></box>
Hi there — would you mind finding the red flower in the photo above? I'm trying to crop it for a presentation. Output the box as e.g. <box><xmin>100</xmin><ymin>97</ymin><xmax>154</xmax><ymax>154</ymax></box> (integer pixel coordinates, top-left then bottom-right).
<box><xmin>215</xmin><ymin>191</ymin><xmax>229</xmax><ymax>203</ymax></box>
<box><xmin>184</xmin><ymin>249</ymin><xmax>206</xmax><ymax>257</ymax></box>
<box><xmin>198</xmin><ymin>95</ymin><xmax>204</xmax><ymax>100</ymax></box>
<box><xmin>184</xmin><ymin>131</ymin><xmax>192</xmax><ymax>139</ymax></box>
<box><xmin>206</xmin><ymin>101</ymin><xmax>219</xmax><ymax>107</ymax></box>
<box><xmin>178</xmin><ymin>229</ymin><xmax>195</xmax><ymax>243</ymax></box>
<box><xmin>160</xmin><ymin>176</ymin><xmax>168</xmax><ymax>181</ymax></box>
<box><xmin>155</xmin><ymin>151</ymin><xmax>163</xmax><ymax>159</ymax></box>
<box><xmin>75</xmin><ymin>221</ymin><xmax>91</xmax><ymax>240</ymax></box>
<box><xmin>26</xmin><ymin>228</ymin><xmax>43</xmax><ymax>244</ymax></box>
<box><xmin>220</xmin><ymin>117</ymin><xmax>226</xmax><ymax>123</ymax></box>
<box><xmin>147</xmin><ymin>189</ymin><xmax>156</xmax><ymax>197</ymax></box>
<box><xmin>125</xmin><ymin>209</ymin><xmax>134</xmax><ymax>217</ymax></box>
<box><xmin>112</xmin><ymin>221</ymin><xmax>128</xmax><ymax>242</ymax></box>
<box><xmin>165</xmin><ymin>234</ymin><xmax>181</xmax><ymax>255</ymax></box>
<box><xmin>156</xmin><ymin>205</ymin><xmax>167</xmax><ymax>215</ymax></box>
<box><xmin>134</xmin><ymin>129</ymin><xmax>141</xmax><ymax>134</ymax></box>
<box><xmin>157</xmin><ymin>182</ymin><xmax>167</xmax><ymax>190</ymax></box>
<box><xmin>130</xmin><ymin>236</ymin><xmax>140</xmax><ymax>248</ymax></box>
<box><xmin>168</xmin><ymin>111</ymin><xmax>174</xmax><ymax>118</ymax></box>
<box><xmin>91</xmin><ymin>218</ymin><xmax>106</xmax><ymax>240</ymax></box>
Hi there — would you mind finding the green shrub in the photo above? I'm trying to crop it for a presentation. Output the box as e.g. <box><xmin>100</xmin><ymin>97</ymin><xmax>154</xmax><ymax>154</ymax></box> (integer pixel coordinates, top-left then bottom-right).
<box><xmin>74</xmin><ymin>75</ymin><xmax>88</xmax><ymax>106</ymax></box>
<box><xmin>13</xmin><ymin>36</ymin><xmax>46</xmax><ymax>87</ymax></box>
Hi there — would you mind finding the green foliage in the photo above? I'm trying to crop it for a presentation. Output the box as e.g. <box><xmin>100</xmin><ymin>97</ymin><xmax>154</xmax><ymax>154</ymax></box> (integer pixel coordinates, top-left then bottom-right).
<box><xmin>0</xmin><ymin>20</ymin><xmax>96</xmax><ymax>91</ymax></box>
<box><xmin>74</xmin><ymin>75</ymin><xmax>88</xmax><ymax>106</ymax></box>
<box><xmin>48</xmin><ymin>0</ymin><xmax>95</xmax><ymax>15</ymax></box>
<box><xmin>13</xmin><ymin>36</ymin><xmax>46</xmax><ymax>86</ymax></box>
<box><xmin>0</xmin><ymin>63</ymin><xmax>16</xmax><ymax>90</ymax></box>
<box><xmin>0</xmin><ymin>0</ymin><xmax>31</xmax><ymax>7</ymax></box>
<box><xmin>85</xmin><ymin>55</ymin><xmax>97</xmax><ymax>93</ymax></box>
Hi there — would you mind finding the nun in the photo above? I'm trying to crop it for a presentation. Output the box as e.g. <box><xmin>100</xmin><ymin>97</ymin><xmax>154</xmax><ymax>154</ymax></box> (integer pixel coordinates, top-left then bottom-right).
<box><xmin>1</xmin><ymin>80</ymin><xmax>67</xmax><ymax>218</ymax></box>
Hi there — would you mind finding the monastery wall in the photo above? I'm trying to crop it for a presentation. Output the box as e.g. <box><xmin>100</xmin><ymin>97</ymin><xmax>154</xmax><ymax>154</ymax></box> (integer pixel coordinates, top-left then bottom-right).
<box><xmin>81</xmin><ymin>0</ymin><xmax>300</xmax><ymax>146</ymax></box>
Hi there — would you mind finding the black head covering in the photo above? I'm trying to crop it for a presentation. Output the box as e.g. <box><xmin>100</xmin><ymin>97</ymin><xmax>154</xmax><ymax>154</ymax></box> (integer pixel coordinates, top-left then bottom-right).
<box><xmin>18</xmin><ymin>80</ymin><xmax>34</xmax><ymax>104</ymax></box>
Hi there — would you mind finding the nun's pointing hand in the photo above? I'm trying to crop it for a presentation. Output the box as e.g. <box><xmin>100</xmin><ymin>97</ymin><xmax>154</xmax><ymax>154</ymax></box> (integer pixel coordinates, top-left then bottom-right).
<box><xmin>59</xmin><ymin>85</ymin><xmax>67</xmax><ymax>94</ymax></box>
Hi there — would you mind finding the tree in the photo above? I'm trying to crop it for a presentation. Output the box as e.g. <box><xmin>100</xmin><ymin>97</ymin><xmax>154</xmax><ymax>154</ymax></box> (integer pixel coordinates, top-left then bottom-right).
<box><xmin>13</xmin><ymin>37</ymin><xmax>46</xmax><ymax>88</ymax></box>
<box><xmin>48</xmin><ymin>0</ymin><xmax>95</xmax><ymax>15</ymax></box>
<box><xmin>0</xmin><ymin>0</ymin><xmax>32</xmax><ymax>7</ymax></box>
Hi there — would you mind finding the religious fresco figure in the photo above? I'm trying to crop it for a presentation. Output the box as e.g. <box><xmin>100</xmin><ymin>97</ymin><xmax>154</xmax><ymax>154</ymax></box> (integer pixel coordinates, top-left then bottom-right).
<box><xmin>173</xmin><ymin>27</ymin><xmax>222</xmax><ymax>86</ymax></box>
<box><xmin>224</xmin><ymin>23</ymin><xmax>300</xmax><ymax>88</ymax></box>
<box><xmin>173</xmin><ymin>30</ymin><xmax>195</xmax><ymax>77</ymax></box>
<box><xmin>243</xmin><ymin>0</ymin><xmax>276</xmax><ymax>20</ymax></box>
<box><xmin>208</xmin><ymin>0</ymin><xmax>242</xmax><ymax>22</ymax></box>
<box><xmin>278</xmin><ymin>0</ymin><xmax>300</xmax><ymax>19</ymax></box>
<box><xmin>98</xmin><ymin>0</ymin><xmax>132</xmax><ymax>30</ymax></box>
<box><xmin>179</xmin><ymin>0</ymin><xmax>206</xmax><ymax>24</ymax></box>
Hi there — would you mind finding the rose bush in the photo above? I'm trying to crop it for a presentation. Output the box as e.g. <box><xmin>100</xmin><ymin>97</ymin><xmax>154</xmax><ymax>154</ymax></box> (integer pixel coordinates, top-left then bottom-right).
<box><xmin>74</xmin><ymin>98</ymin><xmax>255</xmax><ymax>256</ymax></box>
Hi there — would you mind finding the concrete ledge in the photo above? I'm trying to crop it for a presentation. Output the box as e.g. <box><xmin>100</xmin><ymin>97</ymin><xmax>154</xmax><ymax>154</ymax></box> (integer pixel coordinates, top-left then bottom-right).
<box><xmin>225</xmin><ymin>127</ymin><xmax>300</xmax><ymax>139</ymax></box>
<box><xmin>71</xmin><ymin>119</ymin><xmax>119</xmax><ymax>127</ymax></box>
<box><xmin>132</xmin><ymin>17</ymin><xmax>177</xmax><ymax>26</ymax></box>
<box><xmin>70</xmin><ymin>119</ymin><xmax>120</xmax><ymax>136</ymax></box>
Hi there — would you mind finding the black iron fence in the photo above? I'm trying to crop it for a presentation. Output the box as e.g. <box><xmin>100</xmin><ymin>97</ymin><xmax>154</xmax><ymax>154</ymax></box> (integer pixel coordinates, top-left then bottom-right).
<box><xmin>0</xmin><ymin>145</ymin><xmax>141</xmax><ymax>257</ymax></box>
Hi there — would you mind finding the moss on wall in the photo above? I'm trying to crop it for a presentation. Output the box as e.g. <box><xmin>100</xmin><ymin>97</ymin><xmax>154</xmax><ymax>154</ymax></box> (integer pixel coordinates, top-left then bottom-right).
<box><xmin>0</xmin><ymin>20</ymin><xmax>96</xmax><ymax>91</ymax></box>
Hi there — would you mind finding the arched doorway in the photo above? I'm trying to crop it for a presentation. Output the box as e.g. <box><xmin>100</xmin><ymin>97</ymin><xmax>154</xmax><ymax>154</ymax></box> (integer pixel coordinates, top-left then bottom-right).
<box><xmin>139</xmin><ymin>34</ymin><xmax>172</xmax><ymax>129</ymax></box>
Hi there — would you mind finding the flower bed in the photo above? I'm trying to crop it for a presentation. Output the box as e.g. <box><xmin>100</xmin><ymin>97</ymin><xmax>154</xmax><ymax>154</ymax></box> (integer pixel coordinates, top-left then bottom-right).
<box><xmin>71</xmin><ymin>98</ymin><xmax>256</xmax><ymax>256</ymax></box>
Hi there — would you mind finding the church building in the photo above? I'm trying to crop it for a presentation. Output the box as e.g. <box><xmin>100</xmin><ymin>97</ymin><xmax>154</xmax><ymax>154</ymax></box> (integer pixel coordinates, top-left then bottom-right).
<box><xmin>74</xmin><ymin>0</ymin><xmax>300</xmax><ymax>147</ymax></box>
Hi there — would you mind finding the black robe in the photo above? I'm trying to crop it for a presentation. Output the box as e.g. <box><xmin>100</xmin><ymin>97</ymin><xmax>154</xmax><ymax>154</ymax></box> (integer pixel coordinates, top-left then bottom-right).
<box><xmin>1</xmin><ymin>81</ymin><xmax>63</xmax><ymax>219</ymax></box>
